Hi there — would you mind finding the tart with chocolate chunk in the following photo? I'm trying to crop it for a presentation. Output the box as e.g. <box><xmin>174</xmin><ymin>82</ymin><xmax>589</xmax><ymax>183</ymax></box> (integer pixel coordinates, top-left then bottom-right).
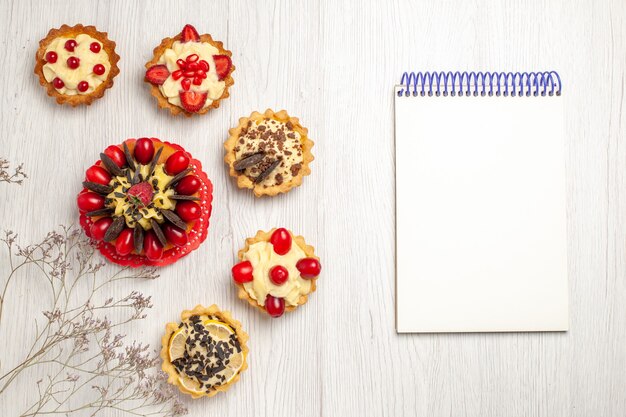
<box><xmin>144</xmin><ymin>24</ymin><xmax>234</xmax><ymax>116</ymax></box>
<box><xmin>161</xmin><ymin>305</ymin><xmax>248</xmax><ymax>398</ymax></box>
<box><xmin>224</xmin><ymin>109</ymin><xmax>314</xmax><ymax>197</ymax></box>
<box><xmin>77</xmin><ymin>138</ymin><xmax>213</xmax><ymax>267</ymax></box>
<box><xmin>231</xmin><ymin>228</ymin><xmax>322</xmax><ymax>318</ymax></box>
<box><xmin>34</xmin><ymin>24</ymin><xmax>120</xmax><ymax>106</ymax></box>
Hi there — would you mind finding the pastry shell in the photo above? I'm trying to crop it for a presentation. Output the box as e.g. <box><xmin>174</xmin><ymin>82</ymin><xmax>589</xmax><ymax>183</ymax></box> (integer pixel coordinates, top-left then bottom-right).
<box><xmin>160</xmin><ymin>304</ymin><xmax>249</xmax><ymax>399</ymax></box>
<box><xmin>235</xmin><ymin>228</ymin><xmax>319</xmax><ymax>315</ymax></box>
<box><xmin>145</xmin><ymin>33</ymin><xmax>234</xmax><ymax>117</ymax></box>
<box><xmin>34</xmin><ymin>24</ymin><xmax>120</xmax><ymax>106</ymax></box>
<box><xmin>224</xmin><ymin>109</ymin><xmax>314</xmax><ymax>197</ymax></box>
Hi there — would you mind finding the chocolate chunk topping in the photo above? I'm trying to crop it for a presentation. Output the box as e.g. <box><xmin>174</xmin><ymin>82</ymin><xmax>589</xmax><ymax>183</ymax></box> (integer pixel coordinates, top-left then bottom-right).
<box><xmin>123</xmin><ymin>142</ymin><xmax>136</xmax><ymax>171</ymax></box>
<box><xmin>85</xmin><ymin>208</ymin><xmax>113</xmax><ymax>217</ymax></box>
<box><xmin>161</xmin><ymin>209</ymin><xmax>188</xmax><ymax>230</ymax></box>
<box><xmin>290</xmin><ymin>163</ymin><xmax>302</xmax><ymax>177</ymax></box>
<box><xmin>165</xmin><ymin>168</ymin><xmax>193</xmax><ymax>189</ymax></box>
<box><xmin>233</xmin><ymin>152</ymin><xmax>265</xmax><ymax>171</ymax></box>
<box><xmin>133</xmin><ymin>226</ymin><xmax>144</xmax><ymax>253</ymax></box>
<box><xmin>150</xmin><ymin>219</ymin><xmax>167</xmax><ymax>247</ymax></box>
<box><xmin>103</xmin><ymin>216</ymin><xmax>125</xmax><ymax>242</ymax></box>
<box><xmin>147</xmin><ymin>146</ymin><xmax>163</xmax><ymax>177</ymax></box>
<box><xmin>169</xmin><ymin>195</ymin><xmax>200</xmax><ymax>201</ymax></box>
<box><xmin>100</xmin><ymin>153</ymin><xmax>124</xmax><ymax>177</ymax></box>
<box><xmin>254</xmin><ymin>159</ymin><xmax>281</xmax><ymax>183</ymax></box>
<box><xmin>82</xmin><ymin>181</ymin><xmax>113</xmax><ymax>195</ymax></box>
<box><xmin>132</xmin><ymin>167</ymin><xmax>141</xmax><ymax>185</ymax></box>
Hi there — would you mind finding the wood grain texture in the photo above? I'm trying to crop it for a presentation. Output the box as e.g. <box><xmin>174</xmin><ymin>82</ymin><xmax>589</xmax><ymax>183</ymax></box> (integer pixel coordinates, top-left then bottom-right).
<box><xmin>0</xmin><ymin>0</ymin><xmax>625</xmax><ymax>416</ymax></box>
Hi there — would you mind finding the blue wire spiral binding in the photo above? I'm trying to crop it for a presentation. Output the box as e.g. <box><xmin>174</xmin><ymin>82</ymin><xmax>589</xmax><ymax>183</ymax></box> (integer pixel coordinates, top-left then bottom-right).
<box><xmin>398</xmin><ymin>71</ymin><xmax>562</xmax><ymax>97</ymax></box>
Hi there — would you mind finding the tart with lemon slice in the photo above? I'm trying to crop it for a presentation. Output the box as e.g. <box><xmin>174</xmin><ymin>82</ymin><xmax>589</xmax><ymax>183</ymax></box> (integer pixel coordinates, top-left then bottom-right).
<box><xmin>77</xmin><ymin>138</ymin><xmax>213</xmax><ymax>267</ymax></box>
<box><xmin>231</xmin><ymin>228</ymin><xmax>322</xmax><ymax>318</ymax></box>
<box><xmin>144</xmin><ymin>24</ymin><xmax>234</xmax><ymax>116</ymax></box>
<box><xmin>34</xmin><ymin>24</ymin><xmax>120</xmax><ymax>106</ymax></box>
<box><xmin>161</xmin><ymin>305</ymin><xmax>248</xmax><ymax>398</ymax></box>
<box><xmin>225</xmin><ymin>109</ymin><xmax>314</xmax><ymax>197</ymax></box>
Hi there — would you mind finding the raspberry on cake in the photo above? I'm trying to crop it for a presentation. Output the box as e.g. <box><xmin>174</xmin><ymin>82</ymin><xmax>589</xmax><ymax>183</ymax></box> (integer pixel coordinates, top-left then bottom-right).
<box><xmin>34</xmin><ymin>24</ymin><xmax>120</xmax><ymax>106</ymax></box>
<box><xmin>144</xmin><ymin>24</ymin><xmax>234</xmax><ymax>116</ymax></box>
<box><xmin>224</xmin><ymin>109</ymin><xmax>315</xmax><ymax>197</ymax></box>
<box><xmin>231</xmin><ymin>228</ymin><xmax>322</xmax><ymax>318</ymax></box>
<box><xmin>77</xmin><ymin>138</ymin><xmax>213</xmax><ymax>267</ymax></box>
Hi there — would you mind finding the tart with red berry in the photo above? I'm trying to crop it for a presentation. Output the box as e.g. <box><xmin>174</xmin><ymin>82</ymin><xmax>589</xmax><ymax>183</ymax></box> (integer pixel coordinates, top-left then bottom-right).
<box><xmin>231</xmin><ymin>228</ymin><xmax>321</xmax><ymax>318</ymax></box>
<box><xmin>34</xmin><ymin>24</ymin><xmax>120</xmax><ymax>106</ymax></box>
<box><xmin>144</xmin><ymin>24</ymin><xmax>234</xmax><ymax>116</ymax></box>
<box><xmin>161</xmin><ymin>305</ymin><xmax>248</xmax><ymax>398</ymax></box>
<box><xmin>224</xmin><ymin>109</ymin><xmax>314</xmax><ymax>197</ymax></box>
<box><xmin>77</xmin><ymin>138</ymin><xmax>213</xmax><ymax>267</ymax></box>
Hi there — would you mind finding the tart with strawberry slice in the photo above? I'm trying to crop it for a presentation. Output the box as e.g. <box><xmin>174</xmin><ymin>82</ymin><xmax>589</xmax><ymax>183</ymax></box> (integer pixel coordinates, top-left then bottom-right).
<box><xmin>224</xmin><ymin>109</ymin><xmax>314</xmax><ymax>197</ymax></box>
<box><xmin>34</xmin><ymin>24</ymin><xmax>120</xmax><ymax>106</ymax></box>
<box><xmin>161</xmin><ymin>305</ymin><xmax>248</xmax><ymax>398</ymax></box>
<box><xmin>232</xmin><ymin>228</ymin><xmax>322</xmax><ymax>318</ymax></box>
<box><xmin>144</xmin><ymin>24</ymin><xmax>234</xmax><ymax>116</ymax></box>
<box><xmin>77</xmin><ymin>138</ymin><xmax>213</xmax><ymax>267</ymax></box>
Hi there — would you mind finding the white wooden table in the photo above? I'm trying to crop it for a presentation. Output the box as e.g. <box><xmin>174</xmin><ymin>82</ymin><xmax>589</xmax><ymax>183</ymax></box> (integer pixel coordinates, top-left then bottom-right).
<box><xmin>1</xmin><ymin>0</ymin><xmax>625</xmax><ymax>416</ymax></box>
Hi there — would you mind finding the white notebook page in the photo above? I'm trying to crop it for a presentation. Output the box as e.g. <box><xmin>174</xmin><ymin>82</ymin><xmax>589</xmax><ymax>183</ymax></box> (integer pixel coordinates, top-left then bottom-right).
<box><xmin>395</xmin><ymin>87</ymin><xmax>568</xmax><ymax>333</ymax></box>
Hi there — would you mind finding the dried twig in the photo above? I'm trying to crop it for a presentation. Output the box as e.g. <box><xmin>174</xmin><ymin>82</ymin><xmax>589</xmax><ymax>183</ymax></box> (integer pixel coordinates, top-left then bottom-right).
<box><xmin>0</xmin><ymin>226</ymin><xmax>186</xmax><ymax>416</ymax></box>
<box><xmin>0</xmin><ymin>158</ymin><xmax>27</xmax><ymax>185</ymax></box>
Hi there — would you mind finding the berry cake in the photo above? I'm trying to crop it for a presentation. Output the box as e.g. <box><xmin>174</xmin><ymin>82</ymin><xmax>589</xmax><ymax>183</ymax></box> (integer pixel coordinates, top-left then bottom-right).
<box><xmin>161</xmin><ymin>305</ymin><xmax>248</xmax><ymax>398</ymax></box>
<box><xmin>34</xmin><ymin>24</ymin><xmax>120</xmax><ymax>106</ymax></box>
<box><xmin>77</xmin><ymin>138</ymin><xmax>213</xmax><ymax>267</ymax></box>
<box><xmin>144</xmin><ymin>24</ymin><xmax>234</xmax><ymax>116</ymax></box>
<box><xmin>232</xmin><ymin>228</ymin><xmax>322</xmax><ymax>318</ymax></box>
<box><xmin>224</xmin><ymin>109</ymin><xmax>314</xmax><ymax>197</ymax></box>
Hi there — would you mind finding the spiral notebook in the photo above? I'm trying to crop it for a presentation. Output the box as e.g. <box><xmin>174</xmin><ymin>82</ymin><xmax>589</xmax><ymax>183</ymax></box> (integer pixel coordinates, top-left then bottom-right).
<box><xmin>395</xmin><ymin>71</ymin><xmax>568</xmax><ymax>333</ymax></box>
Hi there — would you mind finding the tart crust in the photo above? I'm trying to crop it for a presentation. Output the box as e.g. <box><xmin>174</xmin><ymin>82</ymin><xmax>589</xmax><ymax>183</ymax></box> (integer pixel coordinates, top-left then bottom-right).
<box><xmin>160</xmin><ymin>304</ymin><xmax>249</xmax><ymax>399</ymax></box>
<box><xmin>34</xmin><ymin>24</ymin><xmax>120</xmax><ymax>106</ymax></box>
<box><xmin>145</xmin><ymin>33</ymin><xmax>234</xmax><ymax>117</ymax></box>
<box><xmin>235</xmin><ymin>228</ymin><xmax>319</xmax><ymax>315</ymax></box>
<box><xmin>224</xmin><ymin>109</ymin><xmax>314</xmax><ymax>197</ymax></box>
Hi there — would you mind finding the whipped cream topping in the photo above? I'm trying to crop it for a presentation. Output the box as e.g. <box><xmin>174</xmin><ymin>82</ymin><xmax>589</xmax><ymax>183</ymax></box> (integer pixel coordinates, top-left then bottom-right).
<box><xmin>42</xmin><ymin>34</ymin><xmax>110</xmax><ymax>95</ymax></box>
<box><xmin>242</xmin><ymin>241</ymin><xmax>312</xmax><ymax>307</ymax></box>
<box><xmin>157</xmin><ymin>41</ymin><xmax>226</xmax><ymax>109</ymax></box>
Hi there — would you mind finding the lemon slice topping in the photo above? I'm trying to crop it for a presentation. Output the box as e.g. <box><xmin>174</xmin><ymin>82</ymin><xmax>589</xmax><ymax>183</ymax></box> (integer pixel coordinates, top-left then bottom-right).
<box><xmin>168</xmin><ymin>316</ymin><xmax>245</xmax><ymax>392</ymax></box>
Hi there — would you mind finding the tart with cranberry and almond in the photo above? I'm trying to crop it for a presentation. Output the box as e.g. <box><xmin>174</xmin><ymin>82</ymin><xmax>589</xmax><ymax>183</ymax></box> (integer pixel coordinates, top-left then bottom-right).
<box><xmin>34</xmin><ymin>24</ymin><xmax>120</xmax><ymax>106</ymax></box>
<box><xmin>161</xmin><ymin>305</ymin><xmax>248</xmax><ymax>398</ymax></box>
<box><xmin>77</xmin><ymin>138</ymin><xmax>213</xmax><ymax>267</ymax></box>
<box><xmin>231</xmin><ymin>228</ymin><xmax>322</xmax><ymax>318</ymax></box>
<box><xmin>144</xmin><ymin>24</ymin><xmax>234</xmax><ymax>116</ymax></box>
<box><xmin>224</xmin><ymin>109</ymin><xmax>314</xmax><ymax>197</ymax></box>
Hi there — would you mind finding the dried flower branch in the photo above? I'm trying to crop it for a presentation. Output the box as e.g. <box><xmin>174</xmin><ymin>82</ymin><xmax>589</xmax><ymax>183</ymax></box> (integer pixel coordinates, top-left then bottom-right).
<box><xmin>0</xmin><ymin>157</ymin><xmax>27</xmax><ymax>185</ymax></box>
<box><xmin>0</xmin><ymin>226</ymin><xmax>186</xmax><ymax>416</ymax></box>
